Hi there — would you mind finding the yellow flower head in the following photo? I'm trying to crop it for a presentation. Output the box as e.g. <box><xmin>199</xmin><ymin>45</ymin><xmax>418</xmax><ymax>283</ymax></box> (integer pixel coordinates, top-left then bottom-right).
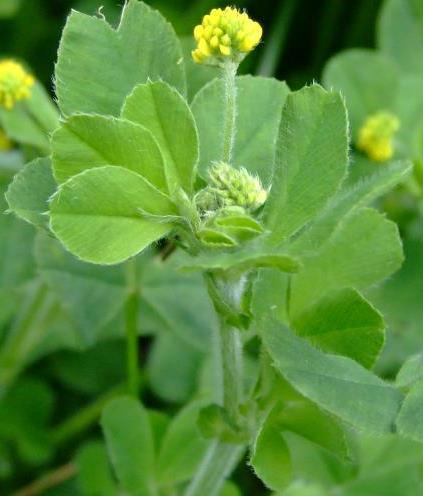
<box><xmin>357</xmin><ymin>111</ymin><xmax>400</xmax><ymax>163</ymax></box>
<box><xmin>0</xmin><ymin>59</ymin><xmax>35</xmax><ymax>110</ymax></box>
<box><xmin>0</xmin><ymin>129</ymin><xmax>12</xmax><ymax>151</ymax></box>
<box><xmin>192</xmin><ymin>7</ymin><xmax>262</xmax><ymax>65</ymax></box>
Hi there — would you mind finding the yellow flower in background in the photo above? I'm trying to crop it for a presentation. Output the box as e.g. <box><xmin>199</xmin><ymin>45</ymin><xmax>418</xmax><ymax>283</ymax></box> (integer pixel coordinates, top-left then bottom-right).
<box><xmin>0</xmin><ymin>59</ymin><xmax>35</xmax><ymax>110</ymax></box>
<box><xmin>0</xmin><ymin>129</ymin><xmax>12</xmax><ymax>151</ymax></box>
<box><xmin>357</xmin><ymin>111</ymin><xmax>400</xmax><ymax>163</ymax></box>
<box><xmin>192</xmin><ymin>7</ymin><xmax>262</xmax><ymax>65</ymax></box>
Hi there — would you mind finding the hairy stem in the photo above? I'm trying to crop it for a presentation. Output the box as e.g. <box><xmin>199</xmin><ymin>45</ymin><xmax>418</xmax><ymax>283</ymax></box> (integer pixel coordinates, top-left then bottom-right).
<box><xmin>186</xmin><ymin>273</ymin><xmax>247</xmax><ymax>495</ymax></box>
<box><xmin>222</xmin><ymin>61</ymin><xmax>238</xmax><ymax>163</ymax></box>
<box><xmin>125</xmin><ymin>257</ymin><xmax>140</xmax><ymax>397</ymax></box>
<box><xmin>183</xmin><ymin>441</ymin><xmax>245</xmax><ymax>496</ymax></box>
<box><xmin>219</xmin><ymin>320</ymin><xmax>243</xmax><ymax>421</ymax></box>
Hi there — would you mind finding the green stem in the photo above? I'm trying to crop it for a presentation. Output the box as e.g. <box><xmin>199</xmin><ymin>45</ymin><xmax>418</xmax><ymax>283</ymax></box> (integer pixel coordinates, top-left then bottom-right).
<box><xmin>219</xmin><ymin>320</ymin><xmax>243</xmax><ymax>421</ymax></box>
<box><xmin>11</xmin><ymin>462</ymin><xmax>77</xmax><ymax>496</ymax></box>
<box><xmin>222</xmin><ymin>61</ymin><xmax>238</xmax><ymax>163</ymax></box>
<box><xmin>186</xmin><ymin>273</ymin><xmax>246</xmax><ymax>495</ymax></box>
<box><xmin>256</xmin><ymin>0</ymin><xmax>297</xmax><ymax>77</ymax></box>
<box><xmin>183</xmin><ymin>441</ymin><xmax>245</xmax><ymax>496</ymax></box>
<box><xmin>125</xmin><ymin>258</ymin><xmax>140</xmax><ymax>397</ymax></box>
<box><xmin>0</xmin><ymin>281</ymin><xmax>55</xmax><ymax>397</ymax></box>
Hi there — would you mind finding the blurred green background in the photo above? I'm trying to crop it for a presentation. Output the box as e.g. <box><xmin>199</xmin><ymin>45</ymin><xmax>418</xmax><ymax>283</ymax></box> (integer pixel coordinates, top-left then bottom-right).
<box><xmin>0</xmin><ymin>0</ymin><xmax>384</xmax><ymax>91</ymax></box>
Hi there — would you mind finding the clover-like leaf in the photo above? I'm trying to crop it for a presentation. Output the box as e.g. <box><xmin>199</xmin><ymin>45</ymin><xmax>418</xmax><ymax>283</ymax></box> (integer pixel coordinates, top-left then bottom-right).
<box><xmin>55</xmin><ymin>0</ymin><xmax>186</xmax><ymax>116</ymax></box>
<box><xmin>292</xmin><ymin>288</ymin><xmax>385</xmax><ymax>369</ymax></box>
<box><xmin>290</xmin><ymin>208</ymin><xmax>403</xmax><ymax>317</ymax></box>
<box><xmin>122</xmin><ymin>81</ymin><xmax>199</xmax><ymax>195</ymax></box>
<box><xmin>180</xmin><ymin>245</ymin><xmax>300</xmax><ymax>274</ymax></box>
<box><xmin>251</xmin><ymin>412</ymin><xmax>291</xmax><ymax>491</ymax></box>
<box><xmin>379</xmin><ymin>0</ymin><xmax>423</xmax><ymax>76</ymax></box>
<box><xmin>251</xmin><ymin>400</ymin><xmax>349</xmax><ymax>492</ymax></box>
<box><xmin>260</xmin><ymin>316</ymin><xmax>403</xmax><ymax>434</ymax></box>
<box><xmin>290</xmin><ymin>160</ymin><xmax>412</xmax><ymax>255</ymax></box>
<box><xmin>191</xmin><ymin>75</ymin><xmax>290</xmax><ymax>186</ymax></box>
<box><xmin>101</xmin><ymin>396</ymin><xmax>156</xmax><ymax>496</ymax></box>
<box><xmin>322</xmin><ymin>49</ymin><xmax>399</xmax><ymax>138</ymax></box>
<box><xmin>52</xmin><ymin>115</ymin><xmax>167</xmax><ymax>191</ymax></box>
<box><xmin>49</xmin><ymin>166</ymin><xmax>175</xmax><ymax>264</ymax></box>
<box><xmin>35</xmin><ymin>232</ymin><xmax>127</xmax><ymax>345</ymax></box>
<box><xmin>263</xmin><ymin>85</ymin><xmax>348</xmax><ymax>243</ymax></box>
<box><xmin>5</xmin><ymin>157</ymin><xmax>56</xmax><ymax>229</ymax></box>
<box><xmin>396</xmin><ymin>382</ymin><xmax>423</xmax><ymax>441</ymax></box>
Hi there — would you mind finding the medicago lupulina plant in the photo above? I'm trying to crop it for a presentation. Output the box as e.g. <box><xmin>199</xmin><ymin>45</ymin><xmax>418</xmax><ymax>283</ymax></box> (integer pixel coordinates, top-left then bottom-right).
<box><xmin>4</xmin><ymin>1</ymin><xmax>423</xmax><ymax>494</ymax></box>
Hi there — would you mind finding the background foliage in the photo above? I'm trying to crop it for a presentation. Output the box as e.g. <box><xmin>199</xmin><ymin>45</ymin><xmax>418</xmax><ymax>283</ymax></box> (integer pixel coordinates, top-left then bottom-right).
<box><xmin>1</xmin><ymin>0</ymin><xmax>423</xmax><ymax>495</ymax></box>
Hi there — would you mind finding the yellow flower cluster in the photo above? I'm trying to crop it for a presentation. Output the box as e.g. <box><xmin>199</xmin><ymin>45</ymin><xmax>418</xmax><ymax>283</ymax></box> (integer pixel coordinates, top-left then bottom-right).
<box><xmin>0</xmin><ymin>59</ymin><xmax>35</xmax><ymax>110</ymax></box>
<box><xmin>0</xmin><ymin>129</ymin><xmax>12</xmax><ymax>151</ymax></box>
<box><xmin>192</xmin><ymin>7</ymin><xmax>262</xmax><ymax>65</ymax></box>
<box><xmin>357</xmin><ymin>111</ymin><xmax>400</xmax><ymax>162</ymax></box>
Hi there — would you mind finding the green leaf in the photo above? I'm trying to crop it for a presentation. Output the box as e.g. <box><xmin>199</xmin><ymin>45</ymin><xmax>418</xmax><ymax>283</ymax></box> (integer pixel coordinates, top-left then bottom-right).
<box><xmin>198</xmin><ymin>404</ymin><xmax>247</xmax><ymax>443</ymax></box>
<box><xmin>35</xmin><ymin>232</ymin><xmax>127</xmax><ymax>345</ymax></box>
<box><xmin>368</xmin><ymin>236</ymin><xmax>423</xmax><ymax>371</ymax></box>
<box><xmin>5</xmin><ymin>157</ymin><xmax>56</xmax><ymax>228</ymax></box>
<box><xmin>263</xmin><ymin>85</ymin><xmax>348</xmax><ymax>243</ymax></box>
<box><xmin>0</xmin><ymin>377</ymin><xmax>54</xmax><ymax>466</ymax></box>
<box><xmin>251</xmin><ymin>411</ymin><xmax>291</xmax><ymax>491</ymax></box>
<box><xmin>180</xmin><ymin>36</ymin><xmax>217</xmax><ymax>101</ymax></box>
<box><xmin>49</xmin><ymin>166</ymin><xmax>174</xmax><ymax>264</ymax></box>
<box><xmin>0</xmin><ymin>82</ymin><xmax>57</xmax><ymax>153</ymax></box>
<box><xmin>396</xmin><ymin>382</ymin><xmax>423</xmax><ymax>442</ymax></box>
<box><xmin>339</xmin><ymin>434</ymin><xmax>423</xmax><ymax>496</ymax></box>
<box><xmin>0</xmin><ymin>149</ymin><xmax>24</xmax><ymax>177</ymax></box>
<box><xmin>52</xmin><ymin>115</ymin><xmax>167</xmax><ymax>191</ymax></box>
<box><xmin>141</xmin><ymin>253</ymin><xmax>216</xmax><ymax>351</ymax></box>
<box><xmin>290</xmin><ymin>208</ymin><xmax>403</xmax><ymax>317</ymax></box>
<box><xmin>191</xmin><ymin>75</ymin><xmax>290</xmax><ymax>186</ymax></box>
<box><xmin>396</xmin><ymin>353</ymin><xmax>423</xmax><ymax>388</ymax></box>
<box><xmin>251</xmin><ymin>397</ymin><xmax>350</xmax><ymax>492</ymax></box>
<box><xmin>260</xmin><ymin>316</ymin><xmax>403</xmax><ymax>434</ymax></box>
<box><xmin>378</xmin><ymin>0</ymin><xmax>423</xmax><ymax>76</ymax></box>
<box><xmin>322</xmin><ymin>49</ymin><xmax>399</xmax><ymax>139</ymax></box>
<box><xmin>322</xmin><ymin>49</ymin><xmax>423</xmax><ymax>156</ymax></box>
<box><xmin>55</xmin><ymin>0</ymin><xmax>185</xmax><ymax>116</ymax></box>
<box><xmin>157</xmin><ymin>400</ymin><xmax>209</xmax><ymax>486</ymax></box>
<box><xmin>148</xmin><ymin>332</ymin><xmax>203</xmax><ymax>403</ymax></box>
<box><xmin>292</xmin><ymin>288</ymin><xmax>385</xmax><ymax>369</ymax></box>
<box><xmin>179</xmin><ymin>241</ymin><xmax>300</xmax><ymax>274</ymax></box>
<box><xmin>122</xmin><ymin>81</ymin><xmax>198</xmax><ymax>194</ymax></box>
<box><xmin>276</xmin><ymin>401</ymin><xmax>350</xmax><ymax>461</ymax></box>
<box><xmin>290</xmin><ymin>161</ymin><xmax>412</xmax><ymax>255</ymax></box>
<box><xmin>219</xmin><ymin>481</ymin><xmax>241</xmax><ymax>496</ymax></box>
<box><xmin>101</xmin><ymin>396</ymin><xmax>155</xmax><ymax>496</ymax></box>
<box><xmin>51</xmin><ymin>340</ymin><xmax>125</xmax><ymax>394</ymax></box>
<box><xmin>197</xmin><ymin>228</ymin><xmax>238</xmax><ymax>248</ymax></box>
<box><xmin>0</xmin><ymin>185</ymin><xmax>35</xmax><ymax>289</ymax></box>
<box><xmin>24</xmin><ymin>80</ymin><xmax>59</xmax><ymax>135</ymax></box>
<box><xmin>75</xmin><ymin>441</ymin><xmax>116</xmax><ymax>496</ymax></box>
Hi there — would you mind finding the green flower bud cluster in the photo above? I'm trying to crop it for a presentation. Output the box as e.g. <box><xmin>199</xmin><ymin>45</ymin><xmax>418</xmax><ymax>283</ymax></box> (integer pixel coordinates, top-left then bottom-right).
<box><xmin>196</xmin><ymin>162</ymin><xmax>267</xmax><ymax>214</ymax></box>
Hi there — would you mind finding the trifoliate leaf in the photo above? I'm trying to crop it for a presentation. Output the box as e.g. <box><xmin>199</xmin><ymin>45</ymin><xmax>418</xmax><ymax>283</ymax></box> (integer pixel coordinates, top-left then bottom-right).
<box><xmin>56</xmin><ymin>0</ymin><xmax>186</xmax><ymax>116</ymax></box>
<box><xmin>50</xmin><ymin>166</ymin><xmax>174</xmax><ymax>264</ymax></box>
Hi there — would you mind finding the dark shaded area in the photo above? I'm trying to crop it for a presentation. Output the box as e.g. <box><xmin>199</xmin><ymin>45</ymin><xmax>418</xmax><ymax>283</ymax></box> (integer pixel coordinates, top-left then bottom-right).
<box><xmin>0</xmin><ymin>0</ymin><xmax>384</xmax><ymax>92</ymax></box>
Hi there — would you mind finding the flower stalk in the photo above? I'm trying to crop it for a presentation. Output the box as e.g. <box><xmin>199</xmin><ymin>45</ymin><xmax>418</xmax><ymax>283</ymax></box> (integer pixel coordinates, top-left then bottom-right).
<box><xmin>222</xmin><ymin>60</ymin><xmax>238</xmax><ymax>163</ymax></box>
<box><xmin>125</xmin><ymin>257</ymin><xmax>140</xmax><ymax>397</ymax></box>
